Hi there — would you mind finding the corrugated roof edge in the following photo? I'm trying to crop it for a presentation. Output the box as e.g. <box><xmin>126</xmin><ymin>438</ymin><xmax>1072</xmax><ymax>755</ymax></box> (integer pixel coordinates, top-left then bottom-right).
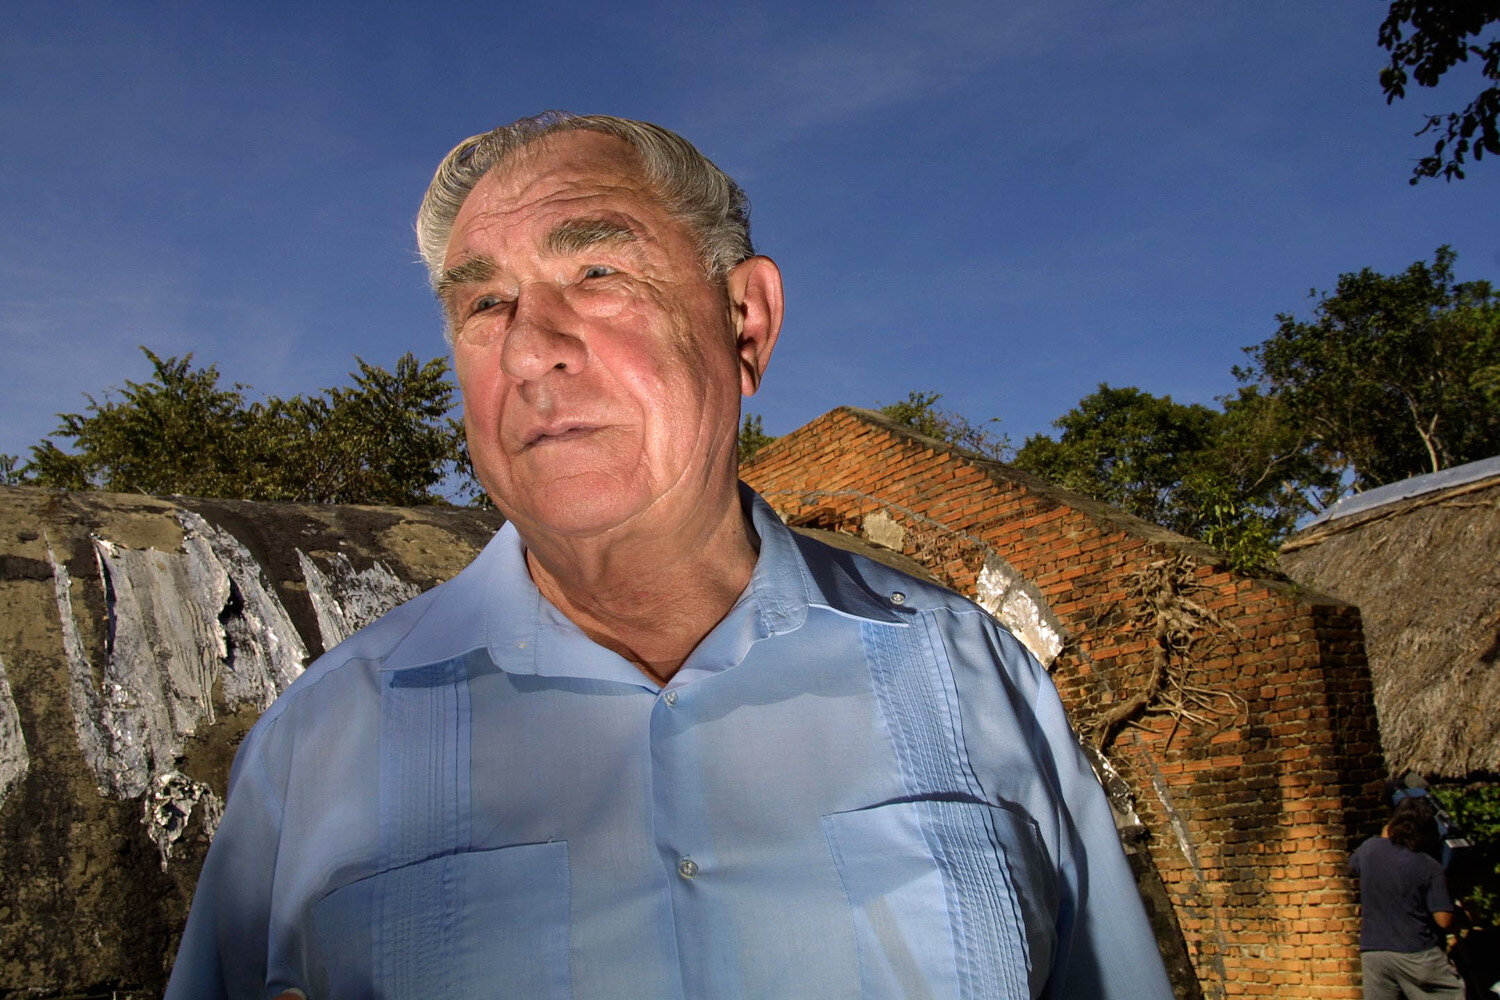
<box><xmin>1307</xmin><ymin>453</ymin><xmax>1500</xmax><ymax>526</ymax></box>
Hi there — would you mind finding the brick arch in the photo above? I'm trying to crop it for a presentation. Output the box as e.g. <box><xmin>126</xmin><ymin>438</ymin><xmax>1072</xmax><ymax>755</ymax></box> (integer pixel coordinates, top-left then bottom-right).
<box><xmin>744</xmin><ymin>406</ymin><xmax>1385</xmax><ymax>1000</ymax></box>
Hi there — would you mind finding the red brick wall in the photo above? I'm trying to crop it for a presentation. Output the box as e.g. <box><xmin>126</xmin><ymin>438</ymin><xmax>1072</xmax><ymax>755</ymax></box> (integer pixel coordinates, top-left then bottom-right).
<box><xmin>744</xmin><ymin>408</ymin><xmax>1385</xmax><ymax>1000</ymax></box>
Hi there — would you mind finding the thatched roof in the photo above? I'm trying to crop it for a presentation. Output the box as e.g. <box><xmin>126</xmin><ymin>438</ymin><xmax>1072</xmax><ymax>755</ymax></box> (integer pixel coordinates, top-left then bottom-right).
<box><xmin>1280</xmin><ymin>457</ymin><xmax>1500</xmax><ymax>779</ymax></box>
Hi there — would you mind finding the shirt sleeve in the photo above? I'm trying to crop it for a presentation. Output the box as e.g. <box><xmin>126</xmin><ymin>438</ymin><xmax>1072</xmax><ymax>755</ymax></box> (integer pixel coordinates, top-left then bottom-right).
<box><xmin>164</xmin><ymin>719</ymin><xmax>286</xmax><ymax>1000</ymax></box>
<box><xmin>1426</xmin><ymin>864</ymin><xmax>1455</xmax><ymax>916</ymax></box>
<box><xmin>963</xmin><ymin>618</ymin><xmax>1175</xmax><ymax>1000</ymax></box>
<box><xmin>1028</xmin><ymin>660</ymin><xmax>1176</xmax><ymax>1000</ymax></box>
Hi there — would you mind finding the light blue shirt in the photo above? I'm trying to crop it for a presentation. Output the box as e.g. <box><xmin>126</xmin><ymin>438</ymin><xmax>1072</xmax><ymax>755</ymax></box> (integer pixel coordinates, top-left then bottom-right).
<box><xmin>166</xmin><ymin>490</ymin><xmax>1172</xmax><ymax>999</ymax></box>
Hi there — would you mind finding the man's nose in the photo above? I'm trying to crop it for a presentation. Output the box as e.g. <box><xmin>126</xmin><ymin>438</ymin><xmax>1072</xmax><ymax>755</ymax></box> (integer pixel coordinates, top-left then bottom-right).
<box><xmin>500</xmin><ymin>284</ymin><xmax>587</xmax><ymax>383</ymax></box>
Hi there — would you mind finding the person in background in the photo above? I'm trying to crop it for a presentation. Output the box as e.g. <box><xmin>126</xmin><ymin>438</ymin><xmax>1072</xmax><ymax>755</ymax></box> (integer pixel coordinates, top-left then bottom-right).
<box><xmin>1351</xmin><ymin>796</ymin><xmax>1466</xmax><ymax>1000</ymax></box>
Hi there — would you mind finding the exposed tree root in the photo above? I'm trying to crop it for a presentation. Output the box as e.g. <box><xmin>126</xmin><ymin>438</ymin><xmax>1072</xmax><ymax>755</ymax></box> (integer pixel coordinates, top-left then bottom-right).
<box><xmin>1084</xmin><ymin>553</ymin><xmax>1246</xmax><ymax>753</ymax></box>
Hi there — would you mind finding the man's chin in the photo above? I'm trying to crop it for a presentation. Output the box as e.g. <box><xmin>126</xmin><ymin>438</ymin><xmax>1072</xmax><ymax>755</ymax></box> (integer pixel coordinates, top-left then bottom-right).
<box><xmin>503</xmin><ymin>480</ymin><xmax>649</xmax><ymax>542</ymax></box>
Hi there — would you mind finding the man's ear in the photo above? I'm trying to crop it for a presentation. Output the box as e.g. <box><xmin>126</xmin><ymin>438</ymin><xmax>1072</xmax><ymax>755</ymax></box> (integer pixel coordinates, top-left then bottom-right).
<box><xmin>725</xmin><ymin>256</ymin><xmax>784</xmax><ymax>397</ymax></box>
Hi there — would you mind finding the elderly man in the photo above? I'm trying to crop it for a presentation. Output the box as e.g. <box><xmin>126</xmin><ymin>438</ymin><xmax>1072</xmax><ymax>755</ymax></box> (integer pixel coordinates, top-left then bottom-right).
<box><xmin>166</xmin><ymin>112</ymin><xmax>1172</xmax><ymax>1000</ymax></box>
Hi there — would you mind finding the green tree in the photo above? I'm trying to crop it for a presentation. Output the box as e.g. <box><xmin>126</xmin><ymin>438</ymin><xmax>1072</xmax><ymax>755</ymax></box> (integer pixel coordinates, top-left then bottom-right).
<box><xmin>0</xmin><ymin>454</ymin><xmax>25</xmax><ymax>486</ymax></box>
<box><xmin>877</xmin><ymin>390</ymin><xmax>1009</xmax><ymax>461</ymax></box>
<box><xmin>1011</xmin><ymin>248</ymin><xmax>1496</xmax><ymax>571</ymax></box>
<box><xmin>1011</xmin><ymin>385</ymin><xmax>1334</xmax><ymax>572</ymax></box>
<box><xmin>1235</xmin><ymin>246</ymin><xmax>1500</xmax><ymax>491</ymax></box>
<box><xmin>27</xmin><ymin>350</ymin><xmax>261</xmax><ymax>496</ymax></box>
<box><xmin>1434</xmin><ymin>782</ymin><xmax>1500</xmax><ymax>926</ymax></box>
<box><xmin>258</xmin><ymin>354</ymin><xmax>464</xmax><ymax>506</ymax></box>
<box><xmin>26</xmin><ymin>348</ymin><xmax>469</xmax><ymax>505</ymax></box>
<box><xmin>1013</xmin><ymin>385</ymin><xmax>1220</xmax><ymax>534</ymax></box>
<box><xmin>1379</xmin><ymin>0</ymin><xmax>1500</xmax><ymax>183</ymax></box>
<box><xmin>738</xmin><ymin>413</ymin><xmax>776</xmax><ymax>465</ymax></box>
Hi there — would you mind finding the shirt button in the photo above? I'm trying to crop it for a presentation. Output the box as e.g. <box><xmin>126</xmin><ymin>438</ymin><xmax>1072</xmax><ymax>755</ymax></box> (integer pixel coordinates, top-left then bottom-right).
<box><xmin>890</xmin><ymin>591</ymin><xmax>906</xmax><ymax>605</ymax></box>
<box><xmin>677</xmin><ymin>857</ymin><xmax>699</xmax><ymax>879</ymax></box>
<box><xmin>663</xmin><ymin>690</ymin><xmax>678</xmax><ymax>707</ymax></box>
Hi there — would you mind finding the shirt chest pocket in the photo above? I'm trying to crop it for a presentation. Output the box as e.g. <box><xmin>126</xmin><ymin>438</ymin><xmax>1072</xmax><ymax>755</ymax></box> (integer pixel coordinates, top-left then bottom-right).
<box><xmin>823</xmin><ymin>800</ymin><xmax>1057</xmax><ymax>1000</ymax></box>
<box><xmin>302</xmin><ymin>840</ymin><xmax>573</xmax><ymax>1000</ymax></box>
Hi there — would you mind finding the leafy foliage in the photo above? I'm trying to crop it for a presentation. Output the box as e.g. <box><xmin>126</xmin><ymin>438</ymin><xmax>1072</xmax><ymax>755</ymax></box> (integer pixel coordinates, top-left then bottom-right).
<box><xmin>1235</xmin><ymin>246</ymin><xmax>1500</xmax><ymax>491</ymax></box>
<box><xmin>1379</xmin><ymin>0</ymin><xmax>1500</xmax><ymax>183</ymax></box>
<box><xmin>262</xmin><ymin>354</ymin><xmax>464</xmax><ymax>505</ymax></box>
<box><xmin>24</xmin><ymin>348</ymin><xmax>468</xmax><ymax>505</ymax></box>
<box><xmin>0</xmin><ymin>454</ymin><xmax>25</xmax><ymax>486</ymax></box>
<box><xmin>1013</xmin><ymin>386</ymin><xmax>1220</xmax><ymax>534</ymax></box>
<box><xmin>1009</xmin><ymin>248</ymin><xmax>1496</xmax><ymax>571</ymax></box>
<box><xmin>738</xmin><ymin>413</ymin><xmax>776</xmax><ymax>465</ymax></box>
<box><xmin>1434</xmin><ymin>782</ymin><xmax>1500</xmax><ymax>926</ymax></box>
<box><xmin>27</xmin><ymin>350</ymin><xmax>261</xmax><ymax>497</ymax></box>
<box><xmin>877</xmin><ymin>390</ymin><xmax>1010</xmax><ymax>461</ymax></box>
<box><xmin>1011</xmin><ymin>386</ymin><xmax>1329</xmax><ymax>572</ymax></box>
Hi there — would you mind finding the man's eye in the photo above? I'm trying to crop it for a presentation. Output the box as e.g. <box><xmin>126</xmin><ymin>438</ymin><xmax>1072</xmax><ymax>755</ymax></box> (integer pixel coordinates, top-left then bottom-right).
<box><xmin>583</xmin><ymin>265</ymin><xmax>616</xmax><ymax>279</ymax></box>
<box><xmin>470</xmin><ymin>295</ymin><xmax>502</xmax><ymax>314</ymax></box>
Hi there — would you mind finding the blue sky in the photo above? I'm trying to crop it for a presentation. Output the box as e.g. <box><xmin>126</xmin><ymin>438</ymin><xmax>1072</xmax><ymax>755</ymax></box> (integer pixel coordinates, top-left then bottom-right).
<box><xmin>3</xmin><ymin>1</ymin><xmax>1498</xmax><ymax>470</ymax></box>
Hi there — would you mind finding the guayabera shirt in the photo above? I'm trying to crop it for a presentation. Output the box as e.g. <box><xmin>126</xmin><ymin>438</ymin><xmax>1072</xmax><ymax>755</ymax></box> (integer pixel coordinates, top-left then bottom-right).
<box><xmin>166</xmin><ymin>489</ymin><xmax>1172</xmax><ymax>1000</ymax></box>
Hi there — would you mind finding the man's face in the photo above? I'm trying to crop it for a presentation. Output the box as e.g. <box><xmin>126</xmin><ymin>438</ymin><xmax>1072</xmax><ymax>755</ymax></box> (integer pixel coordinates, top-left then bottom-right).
<box><xmin>443</xmin><ymin>131</ymin><xmax>765</xmax><ymax>542</ymax></box>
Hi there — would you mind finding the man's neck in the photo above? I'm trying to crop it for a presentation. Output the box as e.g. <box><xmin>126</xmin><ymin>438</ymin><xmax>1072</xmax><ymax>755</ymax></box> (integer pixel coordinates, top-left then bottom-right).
<box><xmin>522</xmin><ymin>496</ymin><xmax>760</xmax><ymax>685</ymax></box>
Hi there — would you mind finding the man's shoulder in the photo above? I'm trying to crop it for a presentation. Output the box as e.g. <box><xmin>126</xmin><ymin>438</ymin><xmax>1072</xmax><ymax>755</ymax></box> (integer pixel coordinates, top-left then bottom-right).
<box><xmin>783</xmin><ymin>528</ymin><xmax>1046</xmax><ymax>696</ymax></box>
<box><xmin>1355</xmin><ymin>836</ymin><xmax>1443</xmax><ymax>873</ymax></box>
<box><xmin>786</xmin><ymin>527</ymin><xmax>985</xmax><ymax>619</ymax></box>
<box><xmin>1352</xmin><ymin>835</ymin><xmax>1383</xmax><ymax>866</ymax></box>
<box><xmin>258</xmin><ymin>570</ymin><xmax>473</xmax><ymax>726</ymax></box>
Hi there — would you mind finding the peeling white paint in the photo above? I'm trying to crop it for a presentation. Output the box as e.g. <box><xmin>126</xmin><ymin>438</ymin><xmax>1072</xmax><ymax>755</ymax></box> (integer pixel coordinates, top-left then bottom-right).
<box><xmin>177</xmin><ymin>512</ymin><xmax>306</xmax><ymax>704</ymax></box>
<box><xmin>975</xmin><ymin>554</ymin><xmax>1065</xmax><ymax>667</ymax></box>
<box><xmin>861</xmin><ymin>511</ymin><xmax>906</xmax><ymax>551</ymax></box>
<box><xmin>0</xmin><ymin>653</ymin><xmax>28</xmax><ymax>809</ymax></box>
<box><xmin>48</xmin><ymin>539</ymin><xmax>115</xmax><ymax>797</ymax></box>
<box><xmin>1081</xmin><ymin>743</ymin><xmax>1141</xmax><ymax>830</ymax></box>
<box><xmin>49</xmin><ymin>518</ymin><xmax>308</xmax><ymax>819</ymax></box>
<box><xmin>1147</xmin><ymin>765</ymin><xmax>1202</xmax><ymax>874</ymax></box>
<box><xmin>298</xmin><ymin>550</ymin><xmax>420</xmax><ymax>651</ymax></box>
<box><xmin>92</xmin><ymin>536</ymin><xmax>225</xmax><ymax>796</ymax></box>
<box><xmin>147</xmin><ymin>769</ymin><xmax>223</xmax><ymax>868</ymax></box>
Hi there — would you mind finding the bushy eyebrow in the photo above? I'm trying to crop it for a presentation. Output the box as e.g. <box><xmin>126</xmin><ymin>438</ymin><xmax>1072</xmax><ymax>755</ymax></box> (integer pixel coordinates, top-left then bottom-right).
<box><xmin>435</xmin><ymin>219</ymin><xmax>638</xmax><ymax>301</ymax></box>
<box><xmin>545</xmin><ymin>218</ymin><xmax>639</xmax><ymax>256</ymax></box>
<box><xmin>434</xmin><ymin>255</ymin><xmax>497</xmax><ymax>299</ymax></box>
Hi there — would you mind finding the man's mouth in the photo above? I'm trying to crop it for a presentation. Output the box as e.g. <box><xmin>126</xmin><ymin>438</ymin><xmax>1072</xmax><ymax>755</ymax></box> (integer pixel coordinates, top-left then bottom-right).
<box><xmin>523</xmin><ymin>423</ymin><xmax>601</xmax><ymax>448</ymax></box>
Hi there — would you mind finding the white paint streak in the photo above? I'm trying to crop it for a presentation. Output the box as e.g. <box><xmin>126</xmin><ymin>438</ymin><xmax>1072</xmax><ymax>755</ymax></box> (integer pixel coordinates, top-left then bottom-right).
<box><xmin>0</xmin><ymin>653</ymin><xmax>28</xmax><ymax>808</ymax></box>
<box><xmin>975</xmin><ymin>554</ymin><xmax>1065</xmax><ymax>667</ymax></box>
<box><xmin>93</xmin><ymin>535</ymin><xmax>224</xmax><ymax>796</ymax></box>
<box><xmin>176</xmin><ymin>512</ymin><xmax>306</xmax><ymax>702</ymax></box>
<box><xmin>1147</xmin><ymin>766</ymin><xmax>1201</xmax><ymax>873</ymax></box>
<box><xmin>146</xmin><ymin>769</ymin><xmax>223</xmax><ymax>869</ymax></box>
<box><xmin>49</xmin><ymin>517</ymin><xmax>308</xmax><ymax>830</ymax></box>
<box><xmin>1081</xmin><ymin>743</ymin><xmax>1141</xmax><ymax>830</ymax></box>
<box><xmin>48</xmin><ymin>538</ymin><xmax>115</xmax><ymax>796</ymax></box>
<box><xmin>297</xmin><ymin>550</ymin><xmax>419</xmax><ymax>651</ymax></box>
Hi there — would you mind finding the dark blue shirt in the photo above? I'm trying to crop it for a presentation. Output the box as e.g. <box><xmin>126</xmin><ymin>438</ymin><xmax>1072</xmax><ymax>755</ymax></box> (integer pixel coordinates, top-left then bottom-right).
<box><xmin>1350</xmin><ymin>835</ymin><xmax>1454</xmax><ymax>952</ymax></box>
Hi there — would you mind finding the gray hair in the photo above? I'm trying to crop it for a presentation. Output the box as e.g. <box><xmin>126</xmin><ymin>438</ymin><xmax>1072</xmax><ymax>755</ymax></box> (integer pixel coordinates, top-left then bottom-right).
<box><xmin>416</xmin><ymin>111</ymin><xmax>753</xmax><ymax>288</ymax></box>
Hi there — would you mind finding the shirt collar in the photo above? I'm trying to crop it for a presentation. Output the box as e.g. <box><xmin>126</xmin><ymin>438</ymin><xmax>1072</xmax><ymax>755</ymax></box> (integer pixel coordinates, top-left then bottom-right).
<box><xmin>747</xmin><ymin>485</ymin><xmax>904</xmax><ymax>627</ymax></box>
<box><xmin>379</xmin><ymin>484</ymin><xmax>902</xmax><ymax>676</ymax></box>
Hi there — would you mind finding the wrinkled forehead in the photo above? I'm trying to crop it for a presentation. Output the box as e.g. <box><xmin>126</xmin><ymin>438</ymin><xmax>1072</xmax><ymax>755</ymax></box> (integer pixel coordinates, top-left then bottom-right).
<box><xmin>473</xmin><ymin>130</ymin><xmax>657</xmax><ymax>222</ymax></box>
<box><xmin>444</xmin><ymin>130</ymin><xmax>696</xmax><ymax>274</ymax></box>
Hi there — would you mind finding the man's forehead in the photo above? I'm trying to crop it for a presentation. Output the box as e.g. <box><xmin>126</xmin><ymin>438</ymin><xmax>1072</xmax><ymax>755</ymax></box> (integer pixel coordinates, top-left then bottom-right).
<box><xmin>472</xmin><ymin>131</ymin><xmax>649</xmax><ymax>214</ymax></box>
<box><xmin>443</xmin><ymin>132</ymin><xmax>665</xmax><ymax>259</ymax></box>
